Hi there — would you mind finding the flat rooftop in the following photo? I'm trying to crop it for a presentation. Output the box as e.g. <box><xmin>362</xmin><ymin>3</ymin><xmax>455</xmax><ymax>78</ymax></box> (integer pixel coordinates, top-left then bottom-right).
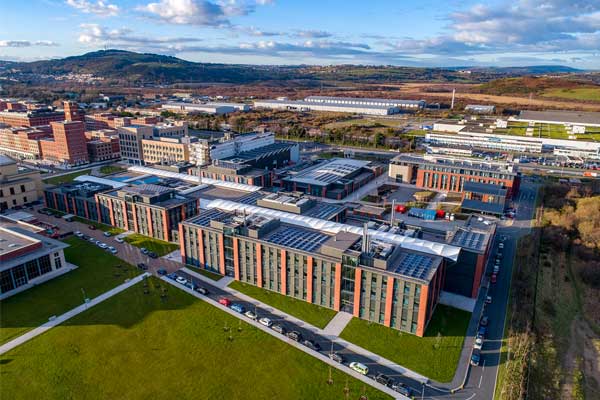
<box><xmin>463</xmin><ymin>181</ymin><xmax>508</xmax><ymax>196</ymax></box>
<box><xmin>393</xmin><ymin>154</ymin><xmax>516</xmax><ymax>174</ymax></box>
<box><xmin>286</xmin><ymin>158</ymin><xmax>370</xmax><ymax>186</ymax></box>
<box><xmin>305</xmin><ymin>96</ymin><xmax>425</xmax><ymax>106</ymax></box>
<box><xmin>256</xmin><ymin>99</ymin><xmax>396</xmax><ymax>111</ymax></box>
<box><xmin>517</xmin><ymin>110</ymin><xmax>600</xmax><ymax>126</ymax></box>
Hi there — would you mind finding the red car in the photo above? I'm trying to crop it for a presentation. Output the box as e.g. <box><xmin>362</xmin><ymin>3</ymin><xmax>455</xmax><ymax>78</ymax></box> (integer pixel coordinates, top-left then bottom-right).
<box><xmin>491</xmin><ymin>274</ymin><xmax>497</xmax><ymax>284</ymax></box>
<box><xmin>218</xmin><ymin>298</ymin><xmax>231</xmax><ymax>307</ymax></box>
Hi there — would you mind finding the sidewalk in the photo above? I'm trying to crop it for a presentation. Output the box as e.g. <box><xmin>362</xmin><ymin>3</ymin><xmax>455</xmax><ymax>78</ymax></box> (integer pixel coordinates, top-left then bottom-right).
<box><xmin>162</xmin><ymin>275</ymin><xmax>408</xmax><ymax>400</ymax></box>
<box><xmin>181</xmin><ymin>267</ymin><xmax>429</xmax><ymax>384</ymax></box>
<box><xmin>0</xmin><ymin>272</ymin><xmax>150</xmax><ymax>355</ymax></box>
<box><xmin>182</xmin><ymin>267</ymin><xmax>233</xmax><ymax>289</ymax></box>
<box><xmin>322</xmin><ymin>311</ymin><xmax>354</xmax><ymax>336</ymax></box>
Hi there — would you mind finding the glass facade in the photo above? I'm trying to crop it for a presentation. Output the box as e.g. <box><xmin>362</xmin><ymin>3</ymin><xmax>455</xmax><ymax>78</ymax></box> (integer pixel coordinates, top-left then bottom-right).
<box><xmin>0</xmin><ymin>255</ymin><xmax>54</xmax><ymax>294</ymax></box>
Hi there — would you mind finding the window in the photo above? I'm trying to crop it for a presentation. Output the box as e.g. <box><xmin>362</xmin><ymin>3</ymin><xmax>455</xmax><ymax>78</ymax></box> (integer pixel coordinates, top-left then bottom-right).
<box><xmin>20</xmin><ymin>185</ymin><xmax>26</xmax><ymax>193</ymax></box>
<box><xmin>10</xmin><ymin>187</ymin><xmax>15</xmax><ymax>195</ymax></box>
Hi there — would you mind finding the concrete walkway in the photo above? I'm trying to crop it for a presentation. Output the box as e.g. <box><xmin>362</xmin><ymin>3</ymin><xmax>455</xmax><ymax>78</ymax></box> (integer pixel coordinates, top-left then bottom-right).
<box><xmin>182</xmin><ymin>266</ymin><xmax>428</xmax><ymax>384</ymax></box>
<box><xmin>182</xmin><ymin>267</ymin><xmax>233</xmax><ymax>289</ymax></box>
<box><xmin>162</xmin><ymin>275</ymin><xmax>408</xmax><ymax>400</ymax></box>
<box><xmin>439</xmin><ymin>291</ymin><xmax>477</xmax><ymax>312</ymax></box>
<box><xmin>0</xmin><ymin>272</ymin><xmax>151</xmax><ymax>355</ymax></box>
<box><xmin>322</xmin><ymin>311</ymin><xmax>354</xmax><ymax>336</ymax></box>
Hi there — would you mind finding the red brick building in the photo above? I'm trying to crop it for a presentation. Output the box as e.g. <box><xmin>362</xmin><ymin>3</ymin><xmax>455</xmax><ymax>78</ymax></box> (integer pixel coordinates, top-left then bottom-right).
<box><xmin>40</xmin><ymin>121</ymin><xmax>89</xmax><ymax>165</ymax></box>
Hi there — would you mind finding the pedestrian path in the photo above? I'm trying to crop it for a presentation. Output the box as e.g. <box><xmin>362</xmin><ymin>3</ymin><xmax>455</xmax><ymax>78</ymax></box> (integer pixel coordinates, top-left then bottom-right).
<box><xmin>182</xmin><ymin>267</ymin><xmax>233</xmax><ymax>289</ymax></box>
<box><xmin>0</xmin><ymin>272</ymin><xmax>150</xmax><ymax>355</ymax></box>
<box><xmin>322</xmin><ymin>311</ymin><xmax>354</xmax><ymax>336</ymax></box>
<box><xmin>180</xmin><ymin>266</ymin><xmax>428</xmax><ymax>384</ymax></box>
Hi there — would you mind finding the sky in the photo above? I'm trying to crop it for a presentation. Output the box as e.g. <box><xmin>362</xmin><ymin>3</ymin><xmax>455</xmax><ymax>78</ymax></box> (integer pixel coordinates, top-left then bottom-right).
<box><xmin>1</xmin><ymin>0</ymin><xmax>599</xmax><ymax>68</ymax></box>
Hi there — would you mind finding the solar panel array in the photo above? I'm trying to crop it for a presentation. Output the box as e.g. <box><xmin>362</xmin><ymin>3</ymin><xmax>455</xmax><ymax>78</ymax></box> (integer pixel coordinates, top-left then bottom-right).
<box><xmin>237</xmin><ymin>191</ymin><xmax>264</xmax><ymax>205</ymax></box>
<box><xmin>451</xmin><ymin>230</ymin><xmax>485</xmax><ymax>251</ymax></box>
<box><xmin>393</xmin><ymin>253</ymin><xmax>436</xmax><ymax>281</ymax></box>
<box><xmin>265</xmin><ymin>226</ymin><xmax>329</xmax><ymax>252</ymax></box>
<box><xmin>189</xmin><ymin>209</ymin><xmax>230</xmax><ymax>227</ymax></box>
<box><xmin>304</xmin><ymin>203</ymin><xmax>344</xmax><ymax>220</ymax></box>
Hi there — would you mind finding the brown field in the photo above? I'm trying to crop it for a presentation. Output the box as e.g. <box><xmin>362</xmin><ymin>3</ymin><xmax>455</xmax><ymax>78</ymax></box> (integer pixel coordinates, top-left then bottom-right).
<box><xmin>389</xmin><ymin>83</ymin><xmax>600</xmax><ymax>111</ymax></box>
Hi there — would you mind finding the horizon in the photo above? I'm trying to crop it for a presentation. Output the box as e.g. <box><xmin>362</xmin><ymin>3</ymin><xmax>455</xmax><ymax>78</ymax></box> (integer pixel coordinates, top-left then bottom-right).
<box><xmin>1</xmin><ymin>0</ymin><xmax>599</xmax><ymax>69</ymax></box>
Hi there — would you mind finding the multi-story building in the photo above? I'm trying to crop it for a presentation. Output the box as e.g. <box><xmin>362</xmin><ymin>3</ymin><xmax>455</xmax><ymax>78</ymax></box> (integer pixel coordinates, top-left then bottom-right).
<box><xmin>193</xmin><ymin>141</ymin><xmax>299</xmax><ymax>186</ymax></box>
<box><xmin>279</xmin><ymin>158</ymin><xmax>384</xmax><ymax>199</ymax></box>
<box><xmin>0</xmin><ymin>108</ymin><xmax>65</xmax><ymax>127</ymax></box>
<box><xmin>152</xmin><ymin>122</ymin><xmax>188</xmax><ymax>138</ymax></box>
<box><xmin>141</xmin><ymin>136</ymin><xmax>192</xmax><ymax>165</ymax></box>
<box><xmin>96</xmin><ymin>184</ymin><xmax>199</xmax><ymax>241</ymax></box>
<box><xmin>43</xmin><ymin>180</ymin><xmax>115</xmax><ymax>221</ymax></box>
<box><xmin>180</xmin><ymin>208</ymin><xmax>446</xmax><ymax>336</ymax></box>
<box><xmin>85</xmin><ymin>129</ymin><xmax>121</xmax><ymax>162</ymax></box>
<box><xmin>460</xmin><ymin>181</ymin><xmax>509</xmax><ymax>216</ymax></box>
<box><xmin>389</xmin><ymin>154</ymin><xmax>520</xmax><ymax>199</ymax></box>
<box><xmin>0</xmin><ymin>155</ymin><xmax>43</xmax><ymax>211</ymax></box>
<box><xmin>117</xmin><ymin>125</ymin><xmax>153</xmax><ymax>164</ymax></box>
<box><xmin>0</xmin><ymin>215</ymin><xmax>69</xmax><ymax>299</ymax></box>
<box><xmin>39</xmin><ymin>121</ymin><xmax>89</xmax><ymax>166</ymax></box>
<box><xmin>0</xmin><ymin>125</ymin><xmax>51</xmax><ymax>160</ymax></box>
<box><xmin>189</xmin><ymin>131</ymin><xmax>279</xmax><ymax>166</ymax></box>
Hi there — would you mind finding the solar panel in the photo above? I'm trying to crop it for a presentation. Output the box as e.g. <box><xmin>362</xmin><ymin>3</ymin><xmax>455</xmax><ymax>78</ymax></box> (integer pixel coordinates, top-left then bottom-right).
<box><xmin>188</xmin><ymin>209</ymin><xmax>230</xmax><ymax>227</ymax></box>
<box><xmin>393</xmin><ymin>253</ymin><xmax>436</xmax><ymax>281</ymax></box>
<box><xmin>265</xmin><ymin>226</ymin><xmax>329</xmax><ymax>252</ymax></box>
<box><xmin>237</xmin><ymin>192</ymin><xmax>264</xmax><ymax>205</ymax></box>
<box><xmin>452</xmin><ymin>230</ymin><xmax>485</xmax><ymax>251</ymax></box>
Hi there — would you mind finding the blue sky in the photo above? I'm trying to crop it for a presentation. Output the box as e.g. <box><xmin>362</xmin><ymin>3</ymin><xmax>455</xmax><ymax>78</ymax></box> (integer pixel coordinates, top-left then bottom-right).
<box><xmin>1</xmin><ymin>0</ymin><xmax>599</xmax><ymax>68</ymax></box>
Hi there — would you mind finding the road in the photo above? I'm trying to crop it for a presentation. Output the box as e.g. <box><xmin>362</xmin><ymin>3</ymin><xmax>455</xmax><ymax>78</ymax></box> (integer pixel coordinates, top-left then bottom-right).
<box><xmin>29</xmin><ymin>181</ymin><xmax>540</xmax><ymax>399</ymax></box>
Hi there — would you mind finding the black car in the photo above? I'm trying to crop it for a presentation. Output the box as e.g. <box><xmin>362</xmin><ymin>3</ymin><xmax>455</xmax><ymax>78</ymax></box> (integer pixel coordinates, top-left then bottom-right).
<box><xmin>302</xmin><ymin>339</ymin><xmax>321</xmax><ymax>351</ymax></box>
<box><xmin>195</xmin><ymin>286</ymin><xmax>208</xmax><ymax>295</ymax></box>
<box><xmin>328</xmin><ymin>352</ymin><xmax>344</xmax><ymax>363</ymax></box>
<box><xmin>272</xmin><ymin>324</ymin><xmax>286</xmax><ymax>334</ymax></box>
<box><xmin>137</xmin><ymin>263</ymin><xmax>148</xmax><ymax>271</ymax></box>
<box><xmin>375</xmin><ymin>373</ymin><xmax>394</xmax><ymax>387</ymax></box>
<box><xmin>157</xmin><ymin>268</ymin><xmax>167</xmax><ymax>276</ymax></box>
<box><xmin>391</xmin><ymin>383</ymin><xmax>411</xmax><ymax>397</ymax></box>
<box><xmin>286</xmin><ymin>330</ymin><xmax>302</xmax><ymax>342</ymax></box>
<box><xmin>148</xmin><ymin>251</ymin><xmax>158</xmax><ymax>259</ymax></box>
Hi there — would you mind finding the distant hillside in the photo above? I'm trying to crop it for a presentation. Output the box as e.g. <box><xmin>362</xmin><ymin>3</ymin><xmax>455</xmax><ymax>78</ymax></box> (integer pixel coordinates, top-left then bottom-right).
<box><xmin>0</xmin><ymin>49</ymin><xmax>588</xmax><ymax>86</ymax></box>
<box><xmin>476</xmin><ymin>76</ymin><xmax>600</xmax><ymax>97</ymax></box>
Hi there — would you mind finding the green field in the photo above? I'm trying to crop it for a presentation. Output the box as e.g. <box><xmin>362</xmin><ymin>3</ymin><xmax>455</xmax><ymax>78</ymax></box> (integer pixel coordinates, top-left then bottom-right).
<box><xmin>0</xmin><ymin>236</ymin><xmax>138</xmax><ymax>345</ymax></box>
<box><xmin>124</xmin><ymin>233</ymin><xmax>179</xmax><ymax>256</ymax></box>
<box><xmin>0</xmin><ymin>277</ymin><xmax>390</xmax><ymax>400</ymax></box>
<box><xmin>228</xmin><ymin>281</ymin><xmax>337</xmax><ymax>329</ymax></box>
<box><xmin>99</xmin><ymin>165</ymin><xmax>126</xmax><ymax>175</ymax></box>
<box><xmin>43</xmin><ymin>169</ymin><xmax>92</xmax><ymax>185</ymax></box>
<box><xmin>340</xmin><ymin>305</ymin><xmax>471</xmax><ymax>382</ymax></box>
<box><xmin>541</xmin><ymin>87</ymin><xmax>600</xmax><ymax>102</ymax></box>
<box><xmin>322</xmin><ymin>117</ymin><xmax>401</xmax><ymax>129</ymax></box>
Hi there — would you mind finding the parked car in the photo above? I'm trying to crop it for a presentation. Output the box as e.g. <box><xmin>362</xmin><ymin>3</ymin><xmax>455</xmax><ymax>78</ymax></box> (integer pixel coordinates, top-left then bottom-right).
<box><xmin>328</xmin><ymin>352</ymin><xmax>344</xmax><ymax>363</ymax></box>
<box><xmin>157</xmin><ymin>268</ymin><xmax>167</xmax><ymax>276</ymax></box>
<box><xmin>166</xmin><ymin>273</ymin><xmax>177</xmax><ymax>280</ymax></box>
<box><xmin>231</xmin><ymin>303</ymin><xmax>245</xmax><ymax>313</ymax></box>
<box><xmin>141</xmin><ymin>247</ymin><xmax>149</xmax><ymax>255</ymax></box>
<box><xmin>491</xmin><ymin>274</ymin><xmax>497</xmax><ymax>284</ymax></box>
<box><xmin>480</xmin><ymin>316</ymin><xmax>489</xmax><ymax>326</ymax></box>
<box><xmin>471</xmin><ymin>349</ymin><xmax>481</xmax><ymax>366</ymax></box>
<box><xmin>175</xmin><ymin>276</ymin><xmax>187</xmax><ymax>285</ymax></box>
<box><xmin>195</xmin><ymin>286</ymin><xmax>208</xmax><ymax>295</ymax></box>
<box><xmin>148</xmin><ymin>251</ymin><xmax>158</xmax><ymax>259</ymax></box>
<box><xmin>259</xmin><ymin>317</ymin><xmax>273</xmax><ymax>327</ymax></box>
<box><xmin>286</xmin><ymin>330</ymin><xmax>302</xmax><ymax>342</ymax></box>
<box><xmin>375</xmin><ymin>373</ymin><xmax>394</xmax><ymax>387</ymax></box>
<box><xmin>349</xmin><ymin>362</ymin><xmax>369</xmax><ymax>375</ymax></box>
<box><xmin>109</xmin><ymin>248</ymin><xmax>118</xmax><ymax>254</ymax></box>
<box><xmin>137</xmin><ymin>263</ymin><xmax>148</xmax><ymax>271</ymax></box>
<box><xmin>115</xmin><ymin>236</ymin><xmax>124</xmax><ymax>243</ymax></box>
<box><xmin>498</xmin><ymin>242</ymin><xmax>504</xmax><ymax>250</ymax></box>
<box><xmin>88</xmin><ymin>225</ymin><xmax>96</xmax><ymax>230</ymax></box>
<box><xmin>74</xmin><ymin>231</ymin><xmax>84</xmax><ymax>238</ymax></box>
<box><xmin>478</xmin><ymin>326</ymin><xmax>487</xmax><ymax>338</ymax></box>
<box><xmin>474</xmin><ymin>335</ymin><xmax>484</xmax><ymax>350</ymax></box>
<box><xmin>88</xmin><ymin>237</ymin><xmax>96</xmax><ymax>243</ymax></box>
<box><xmin>103</xmin><ymin>231</ymin><xmax>112</xmax><ymax>237</ymax></box>
<box><xmin>245</xmin><ymin>310</ymin><xmax>258</xmax><ymax>320</ymax></box>
<box><xmin>272</xmin><ymin>324</ymin><xmax>286</xmax><ymax>334</ymax></box>
<box><xmin>391</xmin><ymin>383</ymin><xmax>411</xmax><ymax>397</ymax></box>
<box><xmin>302</xmin><ymin>339</ymin><xmax>321</xmax><ymax>351</ymax></box>
<box><xmin>218</xmin><ymin>298</ymin><xmax>231</xmax><ymax>307</ymax></box>
<box><xmin>98</xmin><ymin>243</ymin><xmax>107</xmax><ymax>249</ymax></box>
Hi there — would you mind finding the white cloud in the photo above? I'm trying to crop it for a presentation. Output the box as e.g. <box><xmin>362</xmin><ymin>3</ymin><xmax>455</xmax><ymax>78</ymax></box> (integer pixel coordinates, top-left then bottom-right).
<box><xmin>78</xmin><ymin>24</ymin><xmax>202</xmax><ymax>47</ymax></box>
<box><xmin>65</xmin><ymin>0</ymin><xmax>119</xmax><ymax>16</ymax></box>
<box><xmin>0</xmin><ymin>40</ymin><xmax>59</xmax><ymax>47</ymax></box>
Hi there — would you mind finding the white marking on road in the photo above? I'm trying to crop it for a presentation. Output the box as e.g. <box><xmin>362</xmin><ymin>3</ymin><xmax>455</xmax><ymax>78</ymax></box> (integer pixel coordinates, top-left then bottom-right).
<box><xmin>478</xmin><ymin>360</ymin><xmax>485</xmax><ymax>388</ymax></box>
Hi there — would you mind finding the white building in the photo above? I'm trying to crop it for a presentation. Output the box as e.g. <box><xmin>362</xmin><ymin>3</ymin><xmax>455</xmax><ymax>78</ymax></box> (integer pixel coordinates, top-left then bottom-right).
<box><xmin>189</xmin><ymin>131</ymin><xmax>276</xmax><ymax>166</ymax></box>
<box><xmin>161</xmin><ymin>102</ymin><xmax>248</xmax><ymax>115</ymax></box>
<box><xmin>304</xmin><ymin>96</ymin><xmax>426</xmax><ymax>110</ymax></box>
<box><xmin>253</xmin><ymin>99</ymin><xmax>400</xmax><ymax>116</ymax></box>
<box><xmin>152</xmin><ymin>121</ymin><xmax>188</xmax><ymax>138</ymax></box>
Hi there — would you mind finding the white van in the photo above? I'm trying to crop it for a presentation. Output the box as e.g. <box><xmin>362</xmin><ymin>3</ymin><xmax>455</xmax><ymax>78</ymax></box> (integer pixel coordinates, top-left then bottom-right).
<box><xmin>349</xmin><ymin>362</ymin><xmax>369</xmax><ymax>375</ymax></box>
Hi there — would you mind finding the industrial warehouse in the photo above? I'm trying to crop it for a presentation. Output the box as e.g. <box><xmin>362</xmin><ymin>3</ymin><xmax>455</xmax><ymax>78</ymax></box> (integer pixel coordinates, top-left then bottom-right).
<box><xmin>254</xmin><ymin>95</ymin><xmax>426</xmax><ymax>116</ymax></box>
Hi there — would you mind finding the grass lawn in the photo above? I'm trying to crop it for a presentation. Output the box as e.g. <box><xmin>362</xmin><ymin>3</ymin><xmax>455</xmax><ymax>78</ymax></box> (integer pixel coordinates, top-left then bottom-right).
<box><xmin>72</xmin><ymin>216</ymin><xmax>124</xmax><ymax>235</ymax></box>
<box><xmin>340</xmin><ymin>305</ymin><xmax>471</xmax><ymax>382</ymax></box>
<box><xmin>0</xmin><ymin>236</ymin><xmax>138</xmax><ymax>345</ymax></box>
<box><xmin>43</xmin><ymin>169</ymin><xmax>92</xmax><ymax>185</ymax></box>
<box><xmin>541</xmin><ymin>87</ymin><xmax>600</xmax><ymax>102</ymax></box>
<box><xmin>0</xmin><ymin>277</ymin><xmax>390</xmax><ymax>400</ymax></box>
<box><xmin>187</xmin><ymin>265</ymin><xmax>223</xmax><ymax>281</ymax></box>
<box><xmin>124</xmin><ymin>233</ymin><xmax>179</xmax><ymax>256</ymax></box>
<box><xmin>99</xmin><ymin>165</ymin><xmax>125</xmax><ymax>175</ymax></box>
<box><xmin>228</xmin><ymin>281</ymin><xmax>337</xmax><ymax>329</ymax></box>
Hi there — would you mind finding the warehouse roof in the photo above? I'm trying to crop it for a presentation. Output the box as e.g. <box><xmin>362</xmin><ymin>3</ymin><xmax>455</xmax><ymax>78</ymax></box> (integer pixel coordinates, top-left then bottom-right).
<box><xmin>517</xmin><ymin>110</ymin><xmax>600</xmax><ymax>126</ymax></box>
<box><xmin>286</xmin><ymin>158</ymin><xmax>370</xmax><ymax>186</ymax></box>
<box><xmin>463</xmin><ymin>181</ymin><xmax>508</xmax><ymax>197</ymax></box>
